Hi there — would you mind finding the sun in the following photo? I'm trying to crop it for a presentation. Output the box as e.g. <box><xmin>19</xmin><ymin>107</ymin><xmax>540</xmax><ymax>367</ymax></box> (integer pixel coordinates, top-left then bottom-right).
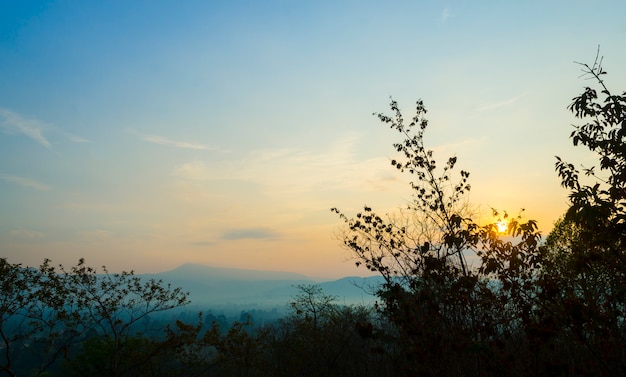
<box><xmin>496</xmin><ymin>220</ymin><xmax>508</xmax><ymax>234</ymax></box>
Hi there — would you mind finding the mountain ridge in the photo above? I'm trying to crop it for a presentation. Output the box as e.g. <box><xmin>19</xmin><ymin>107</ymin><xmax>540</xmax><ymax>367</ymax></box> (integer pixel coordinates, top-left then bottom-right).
<box><xmin>157</xmin><ymin>263</ymin><xmax>312</xmax><ymax>281</ymax></box>
<box><xmin>140</xmin><ymin>263</ymin><xmax>383</xmax><ymax>307</ymax></box>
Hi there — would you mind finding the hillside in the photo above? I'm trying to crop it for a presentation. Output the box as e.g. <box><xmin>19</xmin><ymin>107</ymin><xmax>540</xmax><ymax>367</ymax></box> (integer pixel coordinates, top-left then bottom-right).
<box><xmin>142</xmin><ymin>263</ymin><xmax>383</xmax><ymax>307</ymax></box>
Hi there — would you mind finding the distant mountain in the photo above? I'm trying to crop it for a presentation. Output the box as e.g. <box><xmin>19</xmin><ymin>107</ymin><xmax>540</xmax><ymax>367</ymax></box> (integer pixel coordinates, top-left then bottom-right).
<box><xmin>318</xmin><ymin>276</ymin><xmax>386</xmax><ymax>304</ymax></box>
<box><xmin>159</xmin><ymin>263</ymin><xmax>311</xmax><ymax>281</ymax></box>
<box><xmin>141</xmin><ymin>264</ymin><xmax>382</xmax><ymax>308</ymax></box>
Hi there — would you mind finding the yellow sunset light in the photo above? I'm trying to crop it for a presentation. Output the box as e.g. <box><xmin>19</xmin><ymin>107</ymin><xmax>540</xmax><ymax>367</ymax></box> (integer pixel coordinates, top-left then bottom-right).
<box><xmin>496</xmin><ymin>220</ymin><xmax>508</xmax><ymax>234</ymax></box>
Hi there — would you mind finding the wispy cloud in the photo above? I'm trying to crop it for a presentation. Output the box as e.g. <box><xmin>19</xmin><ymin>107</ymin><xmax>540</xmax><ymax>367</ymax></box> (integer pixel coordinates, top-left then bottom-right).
<box><xmin>135</xmin><ymin>131</ymin><xmax>219</xmax><ymax>150</ymax></box>
<box><xmin>477</xmin><ymin>94</ymin><xmax>526</xmax><ymax>112</ymax></box>
<box><xmin>441</xmin><ymin>6</ymin><xmax>452</xmax><ymax>22</ymax></box>
<box><xmin>53</xmin><ymin>201</ymin><xmax>119</xmax><ymax>212</ymax></box>
<box><xmin>80</xmin><ymin>229</ymin><xmax>114</xmax><ymax>239</ymax></box>
<box><xmin>10</xmin><ymin>228</ymin><xmax>44</xmax><ymax>238</ymax></box>
<box><xmin>0</xmin><ymin>108</ymin><xmax>87</xmax><ymax>146</ymax></box>
<box><xmin>67</xmin><ymin>133</ymin><xmax>90</xmax><ymax>143</ymax></box>
<box><xmin>0</xmin><ymin>174</ymin><xmax>51</xmax><ymax>191</ymax></box>
<box><xmin>172</xmin><ymin>132</ymin><xmax>401</xmax><ymax>195</ymax></box>
<box><xmin>221</xmin><ymin>228</ymin><xmax>279</xmax><ymax>241</ymax></box>
<box><xmin>192</xmin><ymin>241</ymin><xmax>215</xmax><ymax>247</ymax></box>
<box><xmin>173</xmin><ymin>160</ymin><xmax>214</xmax><ymax>181</ymax></box>
<box><xmin>0</xmin><ymin>108</ymin><xmax>51</xmax><ymax>147</ymax></box>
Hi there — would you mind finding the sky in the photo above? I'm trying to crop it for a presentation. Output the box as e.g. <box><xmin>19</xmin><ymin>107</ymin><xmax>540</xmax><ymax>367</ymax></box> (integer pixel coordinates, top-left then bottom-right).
<box><xmin>1</xmin><ymin>1</ymin><xmax>625</xmax><ymax>279</ymax></box>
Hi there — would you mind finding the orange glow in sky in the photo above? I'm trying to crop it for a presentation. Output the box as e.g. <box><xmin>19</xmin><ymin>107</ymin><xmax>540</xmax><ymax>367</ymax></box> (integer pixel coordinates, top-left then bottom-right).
<box><xmin>1</xmin><ymin>1</ymin><xmax>625</xmax><ymax>278</ymax></box>
<box><xmin>496</xmin><ymin>220</ymin><xmax>508</xmax><ymax>234</ymax></box>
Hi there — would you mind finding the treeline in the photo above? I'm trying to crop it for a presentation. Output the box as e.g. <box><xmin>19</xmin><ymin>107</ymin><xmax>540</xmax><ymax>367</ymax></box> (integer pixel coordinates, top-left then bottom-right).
<box><xmin>2</xmin><ymin>54</ymin><xmax>626</xmax><ymax>376</ymax></box>
<box><xmin>0</xmin><ymin>259</ymin><xmax>392</xmax><ymax>377</ymax></box>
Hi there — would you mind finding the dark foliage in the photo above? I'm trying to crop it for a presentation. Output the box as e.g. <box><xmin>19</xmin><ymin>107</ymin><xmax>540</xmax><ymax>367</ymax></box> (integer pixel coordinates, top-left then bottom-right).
<box><xmin>332</xmin><ymin>51</ymin><xmax>626</xmax><ymax>376</ymax></box>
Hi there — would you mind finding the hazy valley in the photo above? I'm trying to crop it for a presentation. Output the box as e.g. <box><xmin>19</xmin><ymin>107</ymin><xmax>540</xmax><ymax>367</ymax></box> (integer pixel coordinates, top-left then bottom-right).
<box><xmin>141</xmin><ymin>263</ymin><xmax>384</xmax><ymax>310</ymax></box>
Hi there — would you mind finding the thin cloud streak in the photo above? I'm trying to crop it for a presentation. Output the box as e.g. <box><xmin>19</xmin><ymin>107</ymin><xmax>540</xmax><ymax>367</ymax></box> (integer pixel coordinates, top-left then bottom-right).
<box><xmin>441</xmin><ymin>6</ymin><xmax>452</xmax><ymax>22</ymax></box>
<box><xmin>67</xmin><ymin>133</ymin><xmax>90</xmax><ymax>143</ymax></box>
<box><xmin>80</xmin><ymin>229</ymin><xmax>114</xmax><ymax>239</ymax></box>
<box><xmin>476</xmin><ymin>94</ymin><xmax>526</xmax><ymax>112</ymax></box>
<box><xmin>10</xmin><ymin>228</ymin><xmax>44</xmax><ymax>238</ymax></box>
<box><xmin>141</xmin><ymin>133</ymin><xmax>218</xmax><ymax>150</ymax></box>
<box><xmin>0</xmin><ymin>174</ymin><xmax>51</xmax><ymax>191</ymax></box>
<box><xmin>0</xmin><ymin>108</ymin><xmax>51</xmax><ymax>147</ymax></box>
<box><xmin>221</xmin><ymin>228</ymin><xmax>279</xmax><ymax>241</ymax></box>
<box><xmin>172</xmin><ymin>132</ymin><xmax>401</xmax><ymax>195</ymax></box>
<box><xmin>191</xmin><ymin>241</ymin><xmax>215</xmax><ymax>247</ymax></box>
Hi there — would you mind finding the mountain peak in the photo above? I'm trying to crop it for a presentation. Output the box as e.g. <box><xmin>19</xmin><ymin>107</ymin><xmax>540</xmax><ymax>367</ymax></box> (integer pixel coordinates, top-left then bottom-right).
<box><xmin>164</xmin><ymin>263</ymin><xmax>311</xmax><ymax>281</ymax></box>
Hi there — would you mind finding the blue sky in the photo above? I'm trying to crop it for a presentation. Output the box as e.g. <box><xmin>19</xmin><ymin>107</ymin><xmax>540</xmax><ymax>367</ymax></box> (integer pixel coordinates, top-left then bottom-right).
<box><xmin>1</xmin><ymin>1</ymin><xmax>625</xmax><ymax>278</ymax></box>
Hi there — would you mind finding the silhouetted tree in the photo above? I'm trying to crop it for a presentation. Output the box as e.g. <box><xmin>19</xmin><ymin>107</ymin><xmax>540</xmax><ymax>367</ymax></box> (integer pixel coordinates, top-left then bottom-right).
<box><xmin>59</xmin><ymin>259</ymin><xmax>190</xmax><ymax>377</ymax></box>
<box><xmin>542</xmin><ymin>49</ymin><xmax>626</xmax><ymax>375</ymax></box>
<box><xmin>0</xmin><ymin>258</ymin><xmax>87</xmax><ymax>377</ymax></box>
<box><xmin>0</xmin><ymin>258</ymin><xmax>190</xmax><ymax>377</ymax></box>
<box><xmin>332</xmin><ymin>96</ymin><xmax>541</xmax><ymax>376</ymax></box>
